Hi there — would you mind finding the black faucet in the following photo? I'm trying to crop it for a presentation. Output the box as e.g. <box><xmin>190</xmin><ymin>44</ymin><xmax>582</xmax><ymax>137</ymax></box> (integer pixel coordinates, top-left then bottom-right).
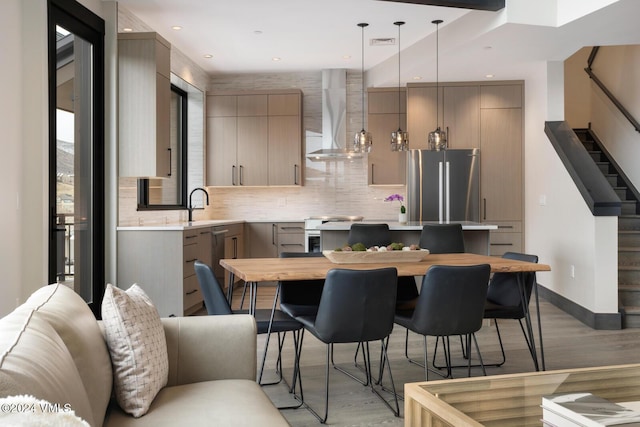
<box><xmin>187</xmin><ymin>187</ymin><xmax>210</xmax><ymax>222</ymax></box>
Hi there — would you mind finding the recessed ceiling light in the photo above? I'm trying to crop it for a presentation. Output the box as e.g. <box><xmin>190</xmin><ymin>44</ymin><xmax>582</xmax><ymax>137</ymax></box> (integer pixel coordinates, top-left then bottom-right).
<box><xmin>171</xmin><ymin>26</ymin><xmax>182</xmax><ymax>31</ymax></box>
<box><xmin>413</xmin><ymin>76</ymin><xmax>422</xmax><ymax>80</ymax></box>
<box><xmin>484</xmin><ymin>46</ymin><xmax>493</xmax><ymax>50</ymax></box>
<box><xmin>272</xmin><ymin>57</ymin><xmax>281</xmax><ymax>61</ymax></box>
<box><xmin>122</xmin><ymin>27</ymin><xmax>133</xmax><ymax>32</ymax></box>
<box><xmin>254</xmin><ymin>30</ymin><xmax>263</xmax><ymax>35</ymax></box>
<box><xmin>343</xmin><ymin>55</ymin><xmax>351</xmax><ymax>60</ymax></box>
<box><xmin>485</xmin><ymin>74</ymin><xmax>495</xmax><ymax>78</ymax></box>
<box><xmin>203</xmin><ymin>54</ymin><xmax>213</xmax><ymax>59</ymax></box>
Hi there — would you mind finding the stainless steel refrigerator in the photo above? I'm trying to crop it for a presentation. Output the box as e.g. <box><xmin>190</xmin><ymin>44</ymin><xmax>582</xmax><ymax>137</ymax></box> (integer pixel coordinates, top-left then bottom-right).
<box><xmin>406</xmin><ymin>149</ymin><xmax>480</xmax><ymax>222</ymax></box>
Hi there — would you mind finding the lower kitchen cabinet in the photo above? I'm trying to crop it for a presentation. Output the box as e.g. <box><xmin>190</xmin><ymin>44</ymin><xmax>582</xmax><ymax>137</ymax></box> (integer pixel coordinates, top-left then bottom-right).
<box><xmin>246</xmin><ymin>222</ymin><xmax>305</xmax><ymax>257</ymax></box>
<box><xmin>117</xmin><ymin>223</ymin><xmax>241</xmax><ymax>317</ymax></box>
<box><xmin>488</xmin><ymin>221</ymin><xmax>522</xmax><ymax>256</ymax></box>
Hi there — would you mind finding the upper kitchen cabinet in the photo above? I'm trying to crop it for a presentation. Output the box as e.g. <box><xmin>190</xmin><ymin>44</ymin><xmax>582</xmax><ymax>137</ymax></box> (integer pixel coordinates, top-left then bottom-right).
<box><xmin>118</xmin><ymin>32</ymin><xmax>171</xmax><ymax>178</ymax></box>
<box><xmin>367</xmin><ymin>88</ymin><xmax>407</xmax><ymax>185</ymax></box>
<box><xmin>206</xmin><ymin>90</ymin><xmax>302</xmax><ymax>186</ymax></box>
<box><xmin>407</xmin><ymin>83</ymin><xmax>480</xmax><ymax>149</ymax></box>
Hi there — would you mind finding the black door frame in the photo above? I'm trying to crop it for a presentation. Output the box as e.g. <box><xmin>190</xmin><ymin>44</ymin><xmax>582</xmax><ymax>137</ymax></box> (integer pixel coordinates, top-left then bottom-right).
<box><xmin>48</xmin><ymin>0</ymin><xmax>105</xmax><ymax>317</ymax></box>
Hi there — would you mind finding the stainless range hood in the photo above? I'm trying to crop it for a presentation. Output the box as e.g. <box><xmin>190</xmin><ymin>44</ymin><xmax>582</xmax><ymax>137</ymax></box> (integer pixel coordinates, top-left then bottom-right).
<box><xmin>307</xmin><ymin>69</ymin><xmax>364</xmax><ymax>161</ymax></box>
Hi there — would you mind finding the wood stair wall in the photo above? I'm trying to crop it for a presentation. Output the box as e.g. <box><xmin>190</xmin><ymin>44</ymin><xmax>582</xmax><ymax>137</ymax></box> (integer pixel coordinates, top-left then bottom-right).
<box><xmin>575</xmin><ymin>128</ymin><xmax>640</xmax><ymax>327</ymax></box>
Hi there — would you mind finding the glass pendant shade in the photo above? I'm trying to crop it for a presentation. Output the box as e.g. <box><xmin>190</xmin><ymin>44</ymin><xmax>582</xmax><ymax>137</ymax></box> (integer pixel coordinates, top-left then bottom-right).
<box><xmin>429</xmin><ymin>19</ymin><xmax>447</xmax><ymax>151</ymax></box>
<box><xmin>353</xmin><ymin>22</ymin><xmax>372</xmax><ymax>154</ymax></box>
<box><xmin>390</xmin><ymin>21</ymin><xmax>408</xmax><ymax>152</ymax></box>
<box><xmin>391</xmin><ymin>129</ymin><xmax>409</xmax><ymax>152</ymax></box>
<box><xmin>354</xmin><ymin>129</ymin><xmax>373</xmax><ymax>153</ymax></box>
<box><xmin>428</xmin><ymin>127</ymin><xmax>447</xmax><ymax>151</ymax></box>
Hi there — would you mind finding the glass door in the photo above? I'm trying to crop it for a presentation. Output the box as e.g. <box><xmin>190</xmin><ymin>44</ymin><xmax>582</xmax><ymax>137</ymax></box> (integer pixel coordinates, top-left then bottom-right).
<box><xmin>48</xmin><ymin>0</ymin><xmax>104</xmax><ymax>316</ymax></box>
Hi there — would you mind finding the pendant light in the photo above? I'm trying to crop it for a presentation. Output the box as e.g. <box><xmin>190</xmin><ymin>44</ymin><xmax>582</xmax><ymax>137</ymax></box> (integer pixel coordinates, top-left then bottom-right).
<box><xmin>391</xmin><ymin>21</ymin><xmax>409</xmax><ymax>152</ymax></box>
<box><xmin>428</xmin><ymin>19</ymin><xmax>447</xmax><ymax>151</ymax></box>
<box><xmin>354</xmin><ymin>23</ymin><xmax>373</xmax><ymax>153</ymax></box>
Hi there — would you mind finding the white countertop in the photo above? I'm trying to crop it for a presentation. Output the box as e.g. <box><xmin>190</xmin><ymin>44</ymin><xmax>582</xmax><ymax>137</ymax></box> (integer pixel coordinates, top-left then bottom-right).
<box><xmin>116</xmin><ymin>219</ymin><xmax>245</xmax><ymax>231</ymax></box>
<box><xmin>316</xmin><ymin>221</ymin><xmax>497</xmax><ymax>231</ymax></box>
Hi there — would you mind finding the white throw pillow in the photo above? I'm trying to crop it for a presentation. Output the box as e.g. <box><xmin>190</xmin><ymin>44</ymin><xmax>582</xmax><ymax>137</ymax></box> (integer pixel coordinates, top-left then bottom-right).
<box><xmin>101</xmin><ymin>284</ymin><xmax>168</xmax><ymax>417</ymax></box>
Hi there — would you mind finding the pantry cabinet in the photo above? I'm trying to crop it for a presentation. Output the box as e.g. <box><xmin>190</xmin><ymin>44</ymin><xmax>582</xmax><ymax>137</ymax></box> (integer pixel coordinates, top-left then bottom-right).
<box><xmin>206</xmin><ymin>90</ymin><xmax>302</xmax><ymax>186</ymax></box>
<box><xmin>118</xmin><ymin>32</ymin><xmax>171</xmax><ymax>178</ymax></box>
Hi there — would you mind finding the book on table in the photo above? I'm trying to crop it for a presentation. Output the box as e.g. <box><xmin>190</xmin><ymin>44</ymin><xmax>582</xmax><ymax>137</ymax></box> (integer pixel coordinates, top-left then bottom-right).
<box><xmin>542</xmin><ymin>393</ymin><xmax>640</xmax><ymax>426</ymax></box>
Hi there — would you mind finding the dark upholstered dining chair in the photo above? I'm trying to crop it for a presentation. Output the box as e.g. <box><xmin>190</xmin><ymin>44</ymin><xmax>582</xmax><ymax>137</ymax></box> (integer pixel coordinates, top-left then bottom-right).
<box><xmin>418</xmin><ymin>223</ymin><xmax>465</xmax><ymax>254</ymax></box>
<box><xmin>194</xmin><ymin>260</ymin><xmax>304</xmax><ymax>408</ymax></box>
<box><xmin>484</xmin><ymin>252</ymin><xmax>539</xmax><ymax>369</ymax></box>
<box><xmin>394</xmin><ymin>264</ymin><xmax>491</xmax><ymax>380</ymax></box>
<box><xmin>295</xmin><ymin>267</ymin><xmax>400</xmax><ymax>423</ymax></box>
<box><xmin>347</xmin><ymin>223</ymin><xmax>420</xmax><ymax>307</ymax></box>
<box><xmin>278</xmin><ymin>251</ymin><xmax>325</xmax><ymax>319</ymax></box>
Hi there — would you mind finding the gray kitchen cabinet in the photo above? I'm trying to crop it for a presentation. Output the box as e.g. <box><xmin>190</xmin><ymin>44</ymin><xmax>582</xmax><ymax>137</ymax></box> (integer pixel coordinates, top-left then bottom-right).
<box><xmin>276</xmin><ymin>222</ymin><xmax>305</xmax><ymax>253</ymax></box>
<box><xmin>206</xmin><ymin>90</ymin><xmax>302</xmax><ymax>186</ymax></box>
<box><xmin>246</xmin><ymin>222</ymin><xmax>305</xmax><ymax>257</ymax></box>
<box><xmin>367</xmin><ymin>88</ymin><xmax>407</xmax><ymax>185</ymax></box>
<box><xmin>118</xmin><ymin>32</ymin><xmax>171</xmax><ymax>178</ymax></box>
<box><xmin>480</xmin><ymin>83</ymin><xmax>524</xmax><ymax>255</ymax></box>
<box><xmin>407</xmin><ymin>83</ymin><xmax>480</xmax><ymax>150</ymax></box>
<box><xmin>118</xmin><ymin>228</ymin><xmax>205</xmax><ymax>317</ymax></box>
<box><xmin>246</xmin><ymin>222</ymin><xmax>278</xmax><ymax>258</ymax></box>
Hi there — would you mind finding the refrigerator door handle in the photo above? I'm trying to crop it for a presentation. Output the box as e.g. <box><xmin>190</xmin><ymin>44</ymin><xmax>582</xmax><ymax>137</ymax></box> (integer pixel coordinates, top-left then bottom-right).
<box><xmin>438</xmin><ymin>161</ymin><xmax>444</xmax><ymax>222</ymax></box>
<box><xmin>445</xmin><ymin>161</ymin><xmax>451</xmax><ymax>222</ymax></box>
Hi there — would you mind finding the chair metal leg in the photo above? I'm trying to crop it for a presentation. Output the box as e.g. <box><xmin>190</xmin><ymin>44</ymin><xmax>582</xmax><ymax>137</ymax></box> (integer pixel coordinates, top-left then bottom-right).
<box><xmin>331</xmin><ymin>343</ymin><xmax>370</xmax><ymax>386</ymax></box>
<box><xmin>471</xmin><ymin>332</ymin><xmax>487</xmax><ymax>376</ymax></box>
<box><xmin>364</xmin><ymin>340</ymin><xmax>400</xmax><ymax>417</ymax></box>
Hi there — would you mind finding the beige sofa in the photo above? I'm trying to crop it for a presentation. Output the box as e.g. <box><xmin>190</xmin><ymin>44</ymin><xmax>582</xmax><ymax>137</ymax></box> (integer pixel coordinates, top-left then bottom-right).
<box><xmin>0</xmin><ymin>284</ymin><xmax>290</xmax><ymax>426</ymax></box>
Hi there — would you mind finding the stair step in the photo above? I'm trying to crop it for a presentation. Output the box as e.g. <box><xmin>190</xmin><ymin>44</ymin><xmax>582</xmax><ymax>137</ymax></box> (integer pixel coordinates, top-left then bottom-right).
<box><xmin>589</xmin><ymin>151</ymin><xmax>603</xmax><ymax>162</ymax></box>
<box><xmin>606</xmin><ymin>174</ymin><xmax>619</xmax><ymax>186</ymax></box>
<box><xmin>622</xmin><ymin>201</ymin><xmax>638</xmax><ymax>215</ymax></box>
<box><xmin>596</xmin><ymin>162</ymin><xmax>611</xmax><ymax>173</ymax></box>
<box><xmin>619</xmin><ymin>216</ymin><xmax>640</xmax><ymax>231</ymax></box>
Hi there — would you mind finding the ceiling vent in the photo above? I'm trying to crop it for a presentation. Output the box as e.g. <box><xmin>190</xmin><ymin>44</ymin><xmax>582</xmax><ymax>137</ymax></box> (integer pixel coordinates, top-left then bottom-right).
<box><xmin>370</xmin><ymin>37</ymin><xmax>396</xmax><ymax>46</ymax></box>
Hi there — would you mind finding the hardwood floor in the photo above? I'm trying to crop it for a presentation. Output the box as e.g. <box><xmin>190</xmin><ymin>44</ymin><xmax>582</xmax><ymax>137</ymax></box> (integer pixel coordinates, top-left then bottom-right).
<box><xmin>220</xmin><ymin>285</ymin><xmax>640</xmax><ymax>426</ymax></box>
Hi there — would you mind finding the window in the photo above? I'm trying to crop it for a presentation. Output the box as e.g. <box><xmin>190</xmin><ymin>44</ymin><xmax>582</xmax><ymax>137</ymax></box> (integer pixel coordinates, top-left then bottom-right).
<box><xmin>138</xmin><ymin>84</ymin><xmax>188</xmax><ymax>209</ymax></box>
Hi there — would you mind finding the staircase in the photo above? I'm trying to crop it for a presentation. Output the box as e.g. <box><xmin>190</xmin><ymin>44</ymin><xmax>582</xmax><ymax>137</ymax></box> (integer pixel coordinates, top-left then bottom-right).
<box><xmin>575</xmin><ymin>128</ymin><xmax>640</xmax><ymax>327</ymax></box>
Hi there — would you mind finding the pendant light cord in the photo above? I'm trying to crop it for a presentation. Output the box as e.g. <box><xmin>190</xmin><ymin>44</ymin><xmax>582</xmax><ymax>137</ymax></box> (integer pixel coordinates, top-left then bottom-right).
<box><xmin>361</xmin><ymin>23</ymin><xmax>366</xmax><ymax>131</ymax></box>
<box><xmin>394</xmin><ymin>22</ymin><xmax>405</xmax><ymax>131</ymax></box>
<box><xmin>433</xmin><ymin>19</ymin><xmax>443</xmax><ymax>130</ymax></box>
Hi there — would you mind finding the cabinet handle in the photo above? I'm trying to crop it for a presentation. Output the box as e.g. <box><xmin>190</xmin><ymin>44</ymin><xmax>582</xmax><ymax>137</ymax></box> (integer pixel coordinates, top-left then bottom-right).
<box><xmin>186</xmin><ymin>258</ymin><xmax>197</xmax><ymax>263</ymax></box>
<box><xmin>185</xmin><ymin>235</ymin><xmax>198</xmax><ymax>240</ymax></box>
<box><xmin>272</xmin><ymin>223</ymin><xmax>276</xmax><ymax>245</ymax></box>
<box><xmin>167</xmin><ymin>147</ymin><xmax>172</xmax><ymax>177</ymax></box>
<box><xmin>186</xmin><ymin>289</ymin><xmax>198</xmax><ymax>295</ymax></box>
<box><xmin>232</xmin><ymin>165</ymin><xmax>237</xmax><ymax>186</ymax></box>
<box><xmin>239</xmin><ymin>165</ymin><xmax>244</xmax><ymax>186</ymax></box>
<box><xmin>490</xmin><ymin>243</ymin><xmax>513</xmax><ymax>246</ymax></box>
<box><xmin>280</xmin><ymin>226</ymin><xmax>303</xmax><ymax>230</ymax></box>
<box><xmin>233</xmin><ymin>236</ymin><xmax>238</xmax><ymax>259</ymax></box>
<box><xmin>281</xmin><ymin>243</ymin><xmax>304</xmax><ymax>247</ymax></box>
<box><xmin>497</xmin><ymin>225</ymin><xmax>514</xmax><ymax>229</ymax></box>
<box><xmin>294</xmin><ymin>164</ymin><xmax>299</xmax><ymax>185</ymax></box>
<box><xmin>371</xmin><ymin>164</ymin><xmax>375</xmax><ymax>184</ymax></box>
<box><xmin>483</xmin><ymin>198</ymin><xmax>487</xmax><ymax>220</ymax></box>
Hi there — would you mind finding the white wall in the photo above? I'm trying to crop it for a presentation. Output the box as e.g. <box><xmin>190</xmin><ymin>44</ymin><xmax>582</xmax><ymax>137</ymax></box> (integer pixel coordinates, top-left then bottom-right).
<box><xmin>1</xmin><ymin>0</ymin><xmax>24</xmax><ymax>315</ymax></box>
<box><xmin>0</xmin><ymin>0</ymin><xmax>108</xmax><ymax>317</ymax></box>
<box><xmin>590</xmin><ymin>45</ymin><xmax>640</xmax><ymax>192</ymax></box>
<box><xmin>525</xmin><ymin>59</ymin><xmax>619</xmax><ymax>315</ymax></box>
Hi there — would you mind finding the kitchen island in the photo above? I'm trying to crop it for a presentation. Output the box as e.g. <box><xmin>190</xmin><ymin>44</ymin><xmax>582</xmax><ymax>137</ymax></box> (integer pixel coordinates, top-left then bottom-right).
<box><xmin>317</xmin><ymin>221</ymin><xmax>497</xmax><ymax>255</ymax></box>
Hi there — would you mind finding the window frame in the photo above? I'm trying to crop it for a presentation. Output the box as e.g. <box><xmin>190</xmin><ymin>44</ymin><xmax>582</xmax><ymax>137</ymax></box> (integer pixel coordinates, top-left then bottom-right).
<box><xmin>137</xmin><ymin>83</ymin><xmax>189</xmax><ymax>210</ymax></box>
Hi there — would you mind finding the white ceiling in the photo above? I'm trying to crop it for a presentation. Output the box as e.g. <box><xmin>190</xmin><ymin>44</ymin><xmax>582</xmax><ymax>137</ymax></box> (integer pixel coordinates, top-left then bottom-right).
<box><xmin>115</xmin><ymin>0</ymin><xmax>640</xmax><ymax>85</ymax></box>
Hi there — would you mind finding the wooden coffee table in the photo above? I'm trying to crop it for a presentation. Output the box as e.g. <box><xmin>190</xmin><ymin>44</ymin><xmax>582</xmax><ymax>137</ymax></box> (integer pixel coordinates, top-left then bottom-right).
<box><xmin>404</xmin><ymin>363</ymin><xmax>640</xmax><ymax>426</ymax></box>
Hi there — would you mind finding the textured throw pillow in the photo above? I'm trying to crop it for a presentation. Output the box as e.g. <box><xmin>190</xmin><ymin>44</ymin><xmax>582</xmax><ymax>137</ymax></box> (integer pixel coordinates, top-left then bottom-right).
<box><xmin>101</xmin><ymin>283</ymin><xmax>168</xmax><ymax>417</ymax></box>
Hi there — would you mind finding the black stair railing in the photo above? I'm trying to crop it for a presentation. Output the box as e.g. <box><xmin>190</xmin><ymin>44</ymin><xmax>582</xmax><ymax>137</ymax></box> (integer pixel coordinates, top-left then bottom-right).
<box><xmin>545</xmin><ymin>121</ymin><xmax>621</xmax><ymax>216</ymax></box>
<box><xmin>585</xmin><ymin>46</ymin><xmax>640</xmax><ymax>133</ymax></box>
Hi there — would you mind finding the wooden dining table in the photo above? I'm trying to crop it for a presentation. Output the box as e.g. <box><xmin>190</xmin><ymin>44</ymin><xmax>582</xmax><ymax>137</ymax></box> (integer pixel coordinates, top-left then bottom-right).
<box><xmin>220</xmin><ymin>252</ymin><xmax>551</xmax><ymax>372</ymax></box>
